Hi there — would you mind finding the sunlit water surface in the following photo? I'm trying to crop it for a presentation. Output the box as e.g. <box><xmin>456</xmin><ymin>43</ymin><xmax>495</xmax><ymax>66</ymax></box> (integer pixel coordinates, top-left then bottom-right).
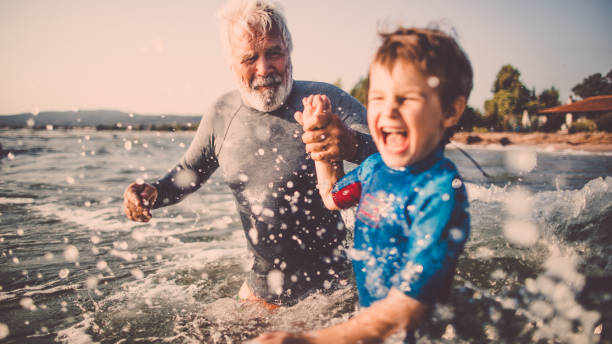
<box><xmin>1</xmin><ymin>129</ymin><xmax>611</xmax><ymax>343</ymax></box>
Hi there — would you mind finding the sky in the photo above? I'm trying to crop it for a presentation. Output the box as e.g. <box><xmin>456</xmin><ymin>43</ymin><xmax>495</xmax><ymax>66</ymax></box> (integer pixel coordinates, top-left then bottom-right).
<box><xmin>1</xmin><ymin>0</ymin><xmax>611</xmax><ymax>116</ymax></box>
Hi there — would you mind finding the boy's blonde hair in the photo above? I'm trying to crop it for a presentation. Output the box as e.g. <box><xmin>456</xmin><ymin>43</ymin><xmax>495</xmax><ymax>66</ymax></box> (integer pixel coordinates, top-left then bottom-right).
<box><xmin>371</xmin><ymin>27</ymin><xmax>473</xmax><ymax>116</ymax></box>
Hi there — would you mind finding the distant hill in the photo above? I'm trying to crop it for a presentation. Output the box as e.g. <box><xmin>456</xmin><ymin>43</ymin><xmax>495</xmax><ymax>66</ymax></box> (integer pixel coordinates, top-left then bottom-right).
<box><xmin>0</xmin><ymin>110</ymin><xmax>202</xmax><ymax>130</ymax></box>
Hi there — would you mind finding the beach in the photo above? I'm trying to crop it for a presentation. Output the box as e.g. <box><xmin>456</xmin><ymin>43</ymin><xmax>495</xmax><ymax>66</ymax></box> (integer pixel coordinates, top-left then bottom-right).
<box><xmin>452</xmin><ymin>131</ymin><xmax>612</xmax><ymax>152</ymax></box>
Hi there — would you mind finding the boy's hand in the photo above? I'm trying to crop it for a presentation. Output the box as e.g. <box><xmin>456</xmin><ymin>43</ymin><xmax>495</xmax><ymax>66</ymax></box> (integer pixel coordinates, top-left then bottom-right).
<box><xmin>294</xmin><ymin>94</ymin><xmax>358</xmax><ymax>162</ymax></box>
<box><xmin>296</xmin><ymin>94</ymin><xmax>332</xmax><ymax>131</ymax></box>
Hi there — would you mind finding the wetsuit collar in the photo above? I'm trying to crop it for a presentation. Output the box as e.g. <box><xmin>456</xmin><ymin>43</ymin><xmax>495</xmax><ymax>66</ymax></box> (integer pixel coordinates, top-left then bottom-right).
<box><xmin>385</xmin><ymin>146</ymin><xmax>445</xmax><ymax>175</ymax></box>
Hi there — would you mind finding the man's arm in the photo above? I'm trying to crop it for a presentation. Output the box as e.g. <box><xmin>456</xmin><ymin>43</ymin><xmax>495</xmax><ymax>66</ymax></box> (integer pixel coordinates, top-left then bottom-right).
<box><xmin>254</xmin><ymin>288</ymin><xmax>427</xmax><ymax>344</ymax></box>
<box><xmin>123</xmin><ymin>98</ymin><xmax>226</xmax><ymax>222</ymax></box>
<box><xmin>295</xmin><ymin>86</ymin><xmax>376</xmax><ymax>164</ymax></box>
<box><xmin>299</xmin><ymin>113</ymin><xmax>360</xmax><ymax>162</ymax></box>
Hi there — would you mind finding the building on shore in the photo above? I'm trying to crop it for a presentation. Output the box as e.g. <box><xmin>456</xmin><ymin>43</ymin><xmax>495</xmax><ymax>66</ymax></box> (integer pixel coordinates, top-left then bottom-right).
<box><xmin>538</xmin><ymin>95</ymin><xmax>612</xmax><ymax>132</ymax></box>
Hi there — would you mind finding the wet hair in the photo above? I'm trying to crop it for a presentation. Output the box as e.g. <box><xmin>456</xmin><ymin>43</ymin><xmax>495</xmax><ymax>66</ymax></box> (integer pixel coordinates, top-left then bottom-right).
<box><xmin>371</xmin><ymin>27</ymin><xmax>473</xmax><ymax>143</ymax></box>
<box><xmin>217</xmin><ymin>0</ymin><xmax>293</xmax><ymax>62</ymax></box>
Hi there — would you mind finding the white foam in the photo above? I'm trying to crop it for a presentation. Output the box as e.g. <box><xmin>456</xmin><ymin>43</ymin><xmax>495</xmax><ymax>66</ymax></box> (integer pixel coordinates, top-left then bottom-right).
<box><xmin>0</xmin><ymin>197</ymin><xmax>35</xmax><ymax>205</ymax></box>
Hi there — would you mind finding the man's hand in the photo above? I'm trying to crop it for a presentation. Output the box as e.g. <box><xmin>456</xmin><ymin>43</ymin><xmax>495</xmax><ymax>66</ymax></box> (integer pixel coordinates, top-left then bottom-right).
<box><xmin>123</xmin><ymin>182</ymin><xmax>158</xmax><ymax>222</ymax></box>
<box><xmin>251</xmin><ymin>331</ymin><xmax>316</xmax><ymax>344</ymax></box>
<box><xmin>294</xmin><ymin>94</ymin><xmax>358</xmax><ymax>162</ymax></box>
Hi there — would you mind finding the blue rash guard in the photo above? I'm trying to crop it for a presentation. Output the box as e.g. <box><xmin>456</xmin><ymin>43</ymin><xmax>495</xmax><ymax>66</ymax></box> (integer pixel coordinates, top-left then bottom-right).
<box><xmin>331</xmin><ymin>147</ymin><xmax>470</xmax><ymax>342</ymax></box>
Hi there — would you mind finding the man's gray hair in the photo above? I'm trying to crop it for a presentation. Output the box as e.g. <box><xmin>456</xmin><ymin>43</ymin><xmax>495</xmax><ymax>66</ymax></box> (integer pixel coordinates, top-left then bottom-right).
<box><xmin>217</xmin><ymin>0</ymin><xmax>293</xmax><ymax>62</ymax></box>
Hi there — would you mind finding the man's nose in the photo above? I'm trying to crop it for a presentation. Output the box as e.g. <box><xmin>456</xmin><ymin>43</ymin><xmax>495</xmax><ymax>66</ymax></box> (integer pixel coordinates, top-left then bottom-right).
<box><xmin>255</xmin><ymin>56</ymin><xmax>273</xmax><ymax>77</ymax></box>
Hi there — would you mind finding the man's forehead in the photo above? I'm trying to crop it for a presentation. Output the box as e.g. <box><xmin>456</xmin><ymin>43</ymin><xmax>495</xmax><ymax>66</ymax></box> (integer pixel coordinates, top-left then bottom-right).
<box><xmin>230</xmin><ymin>26</ymin><xmax>284</xmax><ymax>52</ymax></box>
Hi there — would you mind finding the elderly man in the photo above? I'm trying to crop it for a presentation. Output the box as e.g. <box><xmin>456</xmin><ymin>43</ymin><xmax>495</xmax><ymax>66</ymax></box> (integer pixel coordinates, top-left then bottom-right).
<box><xmin>123</xmin><ymin>0</ymin><xmax>375</xmax><ymax>307</ymax></box>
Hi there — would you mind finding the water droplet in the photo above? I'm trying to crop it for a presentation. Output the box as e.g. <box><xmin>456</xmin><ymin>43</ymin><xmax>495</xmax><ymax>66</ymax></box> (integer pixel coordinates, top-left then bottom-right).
<box><xmin>449</xmin><ymin>228</ymin><xmax>464</xmax><ymax>242</ymax></box>
<box><xmin>427</xmin><ymin>76</ymin><xmax>440</xmax><ymax>88</ymax></box>
<box><xmin>249</xmin><ymin>228</ymin><xmax>258</xmax><ymax>245</ymax></box>
<box><xmin>0</xmin><ymin>323</ymin><xmax>9</xmax><ymax>339</ymax></box>
<box><xmin>131</xmin><ymin>269</ymin><xmax>144</xmax><ymax>279</ymax></box>
<box><xmin>238</xmin><ymin>173</ymin><xmax>249</xmax><ymax>183</ymax></box>
<box><xmin>267</xmin><ymin>270</ymin><xmax>284</xmax><ymax>295</ymax></box>
<box><xmin>59</xmin><ymin>268</ymin><xmax>70</xmax><ymax>279</ymax></box>
<box><xmin>20</xmin><ymin>298</ymin><xmax>36</xmax><ymax>311</ymax></box>
<box><xmin>504</xmin><ymin>188</ymin><xmax>532</xmax><ymax>217</ymax></box>
<box><xmin>173</xmin><ymin>169</ymin><xmax>196</xmax><ymax>188</ymax></box>
<box><xmin>131</xmin><ymin>230</ymin><xmax>146</xmax><ymax>242</ymax></box>
<box><xmin>504</xmin><ymin>150</ymin><xmax>537</xmax><ymax>173</ymax></box>
<box><xmin>442</xmin><ymin>324</ymin><xmax>456</xmax><ymax>340</ymax></box>
<box><xmin>503</xmin><ymin>220</ymin><xmax>538</xmax><ymax>247</ymax></box>
<box><xmin>491</xmin><ymin>269</ymin><xmax>507</xmax><ymax>279</ymax></box>
<box><xmin>86</xmin><ymin>276</ymin><xmax>99</xmax><ymax>289</ymax></box>
<box><xmin>451</xmin><ymin>178</ymin><xmax>462</xmax><ymax>189</ymax></box>
<box><xmin>63</xmin><ymin>245</ymin><xmax>79</xmax><ymax>262</ymax></box>
<box><xmin>96</xmin><ymin>260</ymin><xmax>108</xmax><ymax>270</ymax></box>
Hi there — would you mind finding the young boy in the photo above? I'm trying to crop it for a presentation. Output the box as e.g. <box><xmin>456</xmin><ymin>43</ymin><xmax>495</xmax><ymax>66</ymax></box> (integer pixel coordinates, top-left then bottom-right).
<box><xmin>255</xmin><ymin>27</ymin><xmax>472</xmax><ymax>344</ymax></box>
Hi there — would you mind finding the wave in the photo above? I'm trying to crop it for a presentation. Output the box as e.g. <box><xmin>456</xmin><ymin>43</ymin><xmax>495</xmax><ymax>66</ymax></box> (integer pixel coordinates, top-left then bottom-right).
<box><xmin>0</xmin><ymin>197</ymin><xmax>35</xmax><ymax>205</ymax></box>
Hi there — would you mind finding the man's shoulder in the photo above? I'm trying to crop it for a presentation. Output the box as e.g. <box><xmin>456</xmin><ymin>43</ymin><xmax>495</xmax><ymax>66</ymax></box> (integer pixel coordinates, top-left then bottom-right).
<box><xmin>200</xmin><ymin>89</ymin><xmax>242</xmax><ymax>120</ymax></box>
<box><xmin>214</xmin><ymin>89</ymin><xmax>243</xmax><ymax>109</ymax></box>
<box><xmin>292</xmin><ymin>80</ymin><xmax>364</xmax><ymax>118</ymax></box>
<box><xmin>292</xmin><ymin>80</ymin><xmax>352</xmax><ymax>100</ymax></box>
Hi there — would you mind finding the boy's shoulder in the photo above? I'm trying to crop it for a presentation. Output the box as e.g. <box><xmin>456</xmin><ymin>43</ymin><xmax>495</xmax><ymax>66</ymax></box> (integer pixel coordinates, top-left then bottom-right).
<box><xmin>415</xmin><ymin>153</ymin><xmax>465</xmax><ymax>195</ymax></box>
<box><xmin>357</xmin><ymin>153</ymin><xmax>386</xmax><ymax>178</ymax></box>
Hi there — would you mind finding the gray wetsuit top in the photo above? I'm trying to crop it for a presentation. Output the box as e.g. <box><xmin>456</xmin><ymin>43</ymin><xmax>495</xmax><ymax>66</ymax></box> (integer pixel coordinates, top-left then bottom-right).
<box><xmin>152</xmin><ymin>80</ymin><xmax>376</xmax><ymax>304</ymax></box>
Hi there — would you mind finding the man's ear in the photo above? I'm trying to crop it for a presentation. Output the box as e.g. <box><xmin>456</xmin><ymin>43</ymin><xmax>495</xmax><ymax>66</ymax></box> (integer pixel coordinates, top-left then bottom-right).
<box><xmin>443</xmin><ymin>96</ymin><xmax>466</xmax><ymax>129</ymax></box>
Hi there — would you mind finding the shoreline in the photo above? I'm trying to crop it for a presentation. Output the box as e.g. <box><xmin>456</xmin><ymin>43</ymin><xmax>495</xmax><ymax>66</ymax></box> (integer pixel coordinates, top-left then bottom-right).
<box><xmin>451</xmin><ymin>132</ymin><xmax>612</xmax><ymax>152</ymax></box>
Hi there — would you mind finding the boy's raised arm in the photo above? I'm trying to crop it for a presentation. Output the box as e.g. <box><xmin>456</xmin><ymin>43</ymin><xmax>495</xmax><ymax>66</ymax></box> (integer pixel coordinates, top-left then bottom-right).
<box><xmin>253</xmin><ymin>288</ymin><xmax>427</xmax><ymax>344</ymax></box>
<box><xmin>295</xmin><ymin>95</ymin><xmax>344</xmax><ymax>210</ymax></box>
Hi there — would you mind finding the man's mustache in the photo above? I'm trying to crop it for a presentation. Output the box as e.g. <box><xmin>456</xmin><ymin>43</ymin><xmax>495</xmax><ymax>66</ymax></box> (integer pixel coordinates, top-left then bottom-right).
<box><xmin>251</xmin><ymin>74</ymin><xmax>282</xmax><ymax>88</ymax></box>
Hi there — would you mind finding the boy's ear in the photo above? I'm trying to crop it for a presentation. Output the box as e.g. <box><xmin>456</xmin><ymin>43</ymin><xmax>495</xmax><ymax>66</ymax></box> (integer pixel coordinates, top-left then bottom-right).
<box><xmin>443</xmin><ymin>96</ymin><xmax>467</xmax><ymax>128</ymax></box>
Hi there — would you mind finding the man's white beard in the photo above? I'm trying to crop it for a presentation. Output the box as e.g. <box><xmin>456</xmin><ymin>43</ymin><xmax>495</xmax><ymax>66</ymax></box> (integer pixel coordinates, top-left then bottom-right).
<box><xmin>237</xmin><ymin>63</ymin><xmax>293</xmax><ymax>112</ymax></box>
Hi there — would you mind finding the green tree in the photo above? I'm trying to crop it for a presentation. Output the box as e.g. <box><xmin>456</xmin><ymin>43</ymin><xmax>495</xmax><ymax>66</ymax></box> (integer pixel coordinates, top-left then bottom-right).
<box><xmin>538</xmin><ymin>87</ymin><xmax>561</xmax><ymax>109</ymax></box>
<box><xmin>350</xmin><ymin>76</ymin><xmax>369</xmax><ymax>106</ymax></box>
<box><xmin>457</xmin><ymin>105</ymin><xmax>483</xmax><ymax>132</ymax></box>
<box><xmin>571</xmin><ymin>69</ymin><xmax>612</xmax><ymax>99</ymax></box>
<box><xmin>484</xmin><ymin>64</ymin><xmax>532</xmax><ymax>131</ymax></box>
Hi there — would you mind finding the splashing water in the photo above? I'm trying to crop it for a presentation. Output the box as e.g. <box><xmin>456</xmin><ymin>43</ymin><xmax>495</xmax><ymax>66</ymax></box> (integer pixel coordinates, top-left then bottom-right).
<box><xmin>0</xmin><ymin>130</ymin><xmax>611</xmax><ymax>343</ymax></box>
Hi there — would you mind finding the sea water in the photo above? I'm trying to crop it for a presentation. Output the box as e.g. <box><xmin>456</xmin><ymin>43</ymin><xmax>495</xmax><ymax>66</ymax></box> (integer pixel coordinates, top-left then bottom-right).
<box><xmin>0</xmin><ymin>129</ymin><xmax>610</xmax><ymax>343</ymax></box>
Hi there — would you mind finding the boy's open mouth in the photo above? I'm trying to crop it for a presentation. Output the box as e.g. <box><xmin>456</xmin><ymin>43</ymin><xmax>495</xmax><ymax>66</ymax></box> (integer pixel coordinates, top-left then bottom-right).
<box><xmin>381</xmin><ymin>127</ymin><xmax>408</xmax><ymax>150</ymax></box>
